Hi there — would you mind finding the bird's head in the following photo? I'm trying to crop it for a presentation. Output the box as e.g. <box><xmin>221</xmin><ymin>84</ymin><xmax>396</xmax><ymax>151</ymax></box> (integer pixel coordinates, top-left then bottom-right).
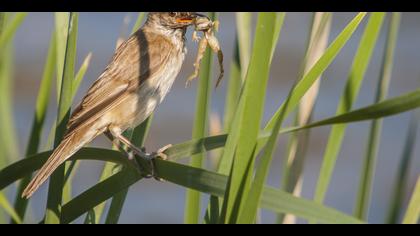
<box><xmin>146</xmin><ymin>12</ymin><xmax>206</xmax><ymax>29</ymax></box>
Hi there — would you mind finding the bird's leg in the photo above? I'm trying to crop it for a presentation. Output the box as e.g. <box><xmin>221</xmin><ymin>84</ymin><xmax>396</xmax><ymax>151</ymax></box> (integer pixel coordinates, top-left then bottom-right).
<box><xmin>104</xmin><ymin>130</ymin><xmax>135</xmax><ymax>160</ymax></box>
<box><xmin>107</xmin><ymin>131</ymin><xmax>151</xmax><ymax>159</ymax></box>
<box><xmin>104</xmin><ymin>130</ymin><xmax>125</xmax><ymax>151</ymax></box>
<box><xmin>106</xmin><ymin>130</ymin><xmax>170</xmax><ymax>180</ymax></box>
<box><xmin>104</xmin><ymin>130</ymin><xmax>152</xmax><ymax>178</ymax></box>
<box><xmin>147</xmin><ymin>144</ymin><xmax>172</xmax><ymax>181</ymax></box>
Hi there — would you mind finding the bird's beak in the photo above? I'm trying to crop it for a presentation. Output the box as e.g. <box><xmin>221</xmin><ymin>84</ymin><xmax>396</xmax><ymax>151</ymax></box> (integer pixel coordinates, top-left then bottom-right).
<box><xmin>175</xmin><ymin>13</ymin><xmax>207</xmax><ymax>24</ymax></box>
<box><xmin>175</xmin><ymin>18</ymin><xmax>194</xmax><ymax>24</ymax></box>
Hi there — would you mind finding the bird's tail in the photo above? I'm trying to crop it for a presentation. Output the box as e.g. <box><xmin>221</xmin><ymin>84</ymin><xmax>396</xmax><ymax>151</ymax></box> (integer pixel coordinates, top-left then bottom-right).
<box><xmin>22</xmin><ymin>127</ymin><xmax>98</xmax><ymax>199</ymax></box>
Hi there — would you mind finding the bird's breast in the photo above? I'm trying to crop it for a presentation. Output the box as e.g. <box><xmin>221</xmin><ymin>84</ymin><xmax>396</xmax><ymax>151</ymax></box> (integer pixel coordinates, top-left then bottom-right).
<box><xmin>129</xmin><ymin>47</ymin><xmax>186</xmax><ymax>128</ymax></box>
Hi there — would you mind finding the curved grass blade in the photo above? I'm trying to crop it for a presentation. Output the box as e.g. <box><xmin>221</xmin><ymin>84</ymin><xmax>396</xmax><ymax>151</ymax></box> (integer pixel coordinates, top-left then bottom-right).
<box><xmin>0</xmin><ymin>12</ymin><xmax>26</xmax><ymax>166</ymax></box>
<box><xmin>0</xmin><ymin>136</ymin><xmax>362</xmax><ymax>224</ymax></box>
<box><xmin>355</xmin><ymin>12</ymin><xmax>400</xmax><ymax>220</ymax></box>
<box><xmin>184</xmin><ymin>12</ymin><xmax>216</xmax><ymax>224</ymax></box>
<box><xmin>0</xmin><ymin>41</ymin><xmax>18</xmax><ymax>167</ymax></box>
<box><xmin>45</xmin><ymin>12</ymin><xmax>78</xmax><ymax>224</ymax></box>
<box><xmin>87</xmin><ymin>162</ymin><xmax>116</xmax><ymax>224</ymax></box>
<box><xmin>63</xmin><ymin>52</ymin><xmax>93</xmax><ymax>205</ymax></box>
<box><xmin>0</xmin><ymin>12</ymin><xmax>27</xmax><ymax>49</ymax></box>
<box><xmin>261</xmin><ymin>187</ymin><xmax>363</xmax><ymax>224</ymax></box>
<box><xmin>254</xmin><ymin>15</ymin><xmax>367</xmax><ymax>197</ymax></box>
<box><xmin>402</xmin><ymin>177</ymin><xmax>420</xmax><ymax>224</ymax></box>
<box><xmin>0</xmin><ymin>148</ymin><xmax>136</xmax><ymax>191</ymax></box>
<box><xmin>54</xmin><ymin>12</ymin><xmax>69</xmax><ymax>101</ymax></box>
<box><xmin>235</xmin><ymin>12</ymin><xmax>252</xmax><ymax>79</ymax></box>
<box><xmin>285</xmin><ymin>88</ymin><xmax>420</xmax><ymax>133</ymax></box>
<box><xmin>270</xmin><ymin>13</ymin><xmax>285</xmax><ymax>61</ymax></box>
<box><xmin>279</xmin><ymin>12</ymin><xmax>332</xmax><ymax>224</ymax></box>
<box><xmin>311</xmin><ymin>14</ymin><xmax>385</xmax><ymax>217</ymax></box>
<box><xmin>223</xmin><ymin>12</ymin><xmax>253</xmax><ymax>131</ymax></box>
<box><xmin>83</xmin><ymin>209</ymin><xmax>96</xmax><ymax>224</ymax></box>
<box><xmin>12</xmin><ymin>32</ymin><xmax>57</xmax><ymax>224</ymax></box>
<box><xmin>223</xmin><ymin>38</ymin><xmax>242</xmax><ymax>131</ymax></box>
<box><xmin>2</xmin><ymin>92</ymin><xmax>419</xmax><ymax>194</ymax></box>
<box><xmin>0</xmin><ymin>191</ymin><xmax>22</xmax><ymax>224</ymax></box>
<box><xmin>58</xmin><ymin>156</ymin><xmax>362</xmax><ymax>224</ymax></box>
<box><xmin>72</xmin><ymin>52</ymin><xmax>92</xmax><ymax>100</ymax></box>
<box><xmin>0</xmin><ymin>12</ymin><xmax>6</xmax><ymax>224</ymax></box>
<box><xmin>131</xmin><ymin>12</ymin><xmax>145</xmax><ymax>34</ymax></box>
<box><xmin>386</xmin><ymin>111</ymin><xmax>419</xmax><ymax>224</ymax></box>
<box><xmin>0</xmin><ymin>13</ymin><xmax>4</xmax><ymax>32</ymax></box>
<box><xmin>0</xmin><ymin>13</ymin><xmax>25</xmax><ymax>223</ymax></box>
<box><xmin>263</xmin><ymin>13</ymin><xmax>366</xmax><ymax>133</ymax></box>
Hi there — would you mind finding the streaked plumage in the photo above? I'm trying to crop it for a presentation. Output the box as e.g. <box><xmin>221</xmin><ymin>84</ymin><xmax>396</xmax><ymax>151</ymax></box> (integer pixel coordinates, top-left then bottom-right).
<box><xmin>22</xmin><ymin>12</ymin><xmax>199</xmax><ymax>198</ymax></box>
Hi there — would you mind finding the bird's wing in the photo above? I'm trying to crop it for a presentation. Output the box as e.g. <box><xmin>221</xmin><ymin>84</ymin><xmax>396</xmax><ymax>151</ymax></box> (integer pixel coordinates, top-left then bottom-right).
<box><xmin>66</xmin><ymin>30</ymin><xmax>175</xmax><ymax>134</ymax></box>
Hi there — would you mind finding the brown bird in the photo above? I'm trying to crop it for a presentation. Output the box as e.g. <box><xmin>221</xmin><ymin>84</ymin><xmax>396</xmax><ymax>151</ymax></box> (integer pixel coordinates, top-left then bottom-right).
<box><xmin>22</xmin><ymin>12</ymin><xmax>205</xmax><ymax>199</ymax></box>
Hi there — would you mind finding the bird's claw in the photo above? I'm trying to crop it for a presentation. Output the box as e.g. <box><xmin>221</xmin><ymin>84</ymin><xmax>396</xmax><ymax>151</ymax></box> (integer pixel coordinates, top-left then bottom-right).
<box><xmin>135</xmin><ymin>144</ymin><xmax>172</xmax><ymax>181</ymax></box>
<box><xmin>148</xmin><ymin>144</ymin><xmax>172</xmax><ymax>181</ymax></box>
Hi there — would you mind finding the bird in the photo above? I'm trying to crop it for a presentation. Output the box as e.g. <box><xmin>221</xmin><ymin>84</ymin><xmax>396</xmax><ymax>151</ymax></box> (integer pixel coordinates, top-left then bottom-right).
<box><xmin>22</xmin><ymin>12</ymin><xmax>205</xmax><ymax>199</ymax></box>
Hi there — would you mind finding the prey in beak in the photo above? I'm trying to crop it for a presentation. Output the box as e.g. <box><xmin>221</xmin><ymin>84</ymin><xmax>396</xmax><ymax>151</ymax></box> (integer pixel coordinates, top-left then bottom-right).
<box><xmin>175</xmin><ymin>13</ymin><xmax>207</xmax><ymax>24</ymax></box>
<box><xmin>176</xmin><ymin>17</ymin><xmax>194</xmax><ymax>24</ymax></box>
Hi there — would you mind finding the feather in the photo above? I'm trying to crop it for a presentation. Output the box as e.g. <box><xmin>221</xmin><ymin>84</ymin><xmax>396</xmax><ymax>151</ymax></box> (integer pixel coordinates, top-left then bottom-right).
<box><xmin>22</xmin><ymin>125</ymin><xmax>101</xmax><ymax>199</ymax></box>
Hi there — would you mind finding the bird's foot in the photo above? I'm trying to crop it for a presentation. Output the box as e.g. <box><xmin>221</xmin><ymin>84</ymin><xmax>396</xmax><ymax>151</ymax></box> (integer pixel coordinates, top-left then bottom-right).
<box><xmin>148</xmin><ymin>144</ymin><xmax>172</xmax><ymax>181</ymax></box>
<box><xmin>133</xmin><ymin>144</ymin><xmax>172</xmax><ymax>181</ymax></box>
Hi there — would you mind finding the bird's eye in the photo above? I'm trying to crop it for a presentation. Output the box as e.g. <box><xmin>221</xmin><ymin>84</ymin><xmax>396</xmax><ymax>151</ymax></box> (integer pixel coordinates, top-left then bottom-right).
<box><xmin>169</xmin><ymin>12</ymin><xmax>177</xmax><ymax>17</ymax></box>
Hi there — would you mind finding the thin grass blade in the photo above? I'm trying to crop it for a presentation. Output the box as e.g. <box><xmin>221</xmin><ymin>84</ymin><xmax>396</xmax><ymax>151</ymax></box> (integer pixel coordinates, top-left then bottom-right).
<box><xmin>311</xmin><ymin>14</ymin><xmax>385</xmax><ymax>218</ymax></box>
<box><xmin>235</xmin><ymin>12</ymin><xmax>286</xmax><ymax>224</ymax></box>
<box><xmin>54</xmin><ymin>12</ymin><xmax>70</xmax><ymax>101</ymax></box>
<box><xmin>72</xmin><ymin>52</ymin><xmax>92</xmax><ymax>100</ymax></box>
<box><xmin>131</xmin><ymin>12</ymin><xmax>145</xmax><ymax>34</ymax></box>
<box><xmin>0</xmin><ymin>12</ymin><xmax>27</xmax><ymax>49</ymax></box>
<box><xmin>45</xmin><ymin>12</ymin><xmax>78</xmax><ymax>224</ymax></box>
<box><xmin>184</xmin><ymin>12</ymin><xmax>216</xmax><ymax>225</ymax></box>
<box><xmin>0</xmin><ymin>192</ymin><xmax>22</xmax><ymax>224</ymax></box>
<box><xmin>235</xmin><ymin>12</ymin><xmax>252</xmax><ymax>79</ymax></box>
<box><xmin>279</xmin><ymin>12</ymin><xmax>332</xmax><ymax>224</ymax></box>
<box><xmin>263</xmin><ymin>13</ymin><xmax>366</xmax><ymax>134</ymax></box>
<box><xmin>220</xmin><ymin>12</ymin><xmax>278</xmax><ymax>223</ymax></box>
<box><xmin>284</xmin><ymin>88</ymin><xmax>420</xmax><ymax>133</ymax></box>
<box><xmin>0</xmin><ymin>12</ymin><xmax>26</xmax><ymax>166</ymax></box>
<box><xmin>223</xmin><ymin>39</ymin><xmax>242</xmax><ymax>131</ymax></box>
<box><xmin>12</xmin><ymin>32</ymin><xmax>57</xmax><ymax>223</ymax></box>
<box><xmin>354</xmin><ymin>12</ymin><xmax>400</xmax><ymax>220</ymax></box>
<box><xmin>223</xmin><ymin>12</ymin><xmax>253</xmax><ymax>130</ymax></box>
<box><xmin>0</xmin><ymin>12</ymin><xmax>5</xmax><ymax>224</ymax></box>
<box><xmin>386</xmin><ymin>111</ymin><xmax>419</xmax><ymax>224</ymax></box>
<box><xmin>402</xmin><ymin>177</ymin><xmax>420</xmax><ymax>224</ymax></box>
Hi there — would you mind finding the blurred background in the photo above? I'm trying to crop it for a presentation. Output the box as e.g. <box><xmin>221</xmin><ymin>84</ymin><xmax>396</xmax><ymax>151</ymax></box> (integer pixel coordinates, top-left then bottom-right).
<box><xmin>4</xmin><ymin>12</ymin><xmax>420</xmax><ymax>223</ymax></box>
